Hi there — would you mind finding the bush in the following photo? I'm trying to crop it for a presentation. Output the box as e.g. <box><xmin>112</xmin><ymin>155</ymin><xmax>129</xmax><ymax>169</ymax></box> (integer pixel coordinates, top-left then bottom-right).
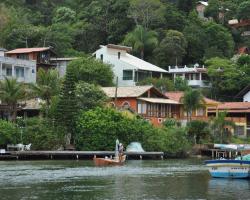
<box><xmin>22</xmin><ymin>118</ymin><xmax>64</xmax><ymax>150</ymax></box>
<box><xmin>75</xmin><ymin>107</ymin><xmax>191</xmax><ymax>157</ymax></box>
<box><xmin>0</xmin><ymin>120</ymin><xmax>19</xmax><ymax>147</ymax></box>
<box><xmin>143</xmin><ymin>127</ymin><xmax>191</xmax><ymax>157</ymax></box>
<box><xmin>75</xmin><ymin>107</ymin><xmax>147</xmax><ymax>150</ymax></box>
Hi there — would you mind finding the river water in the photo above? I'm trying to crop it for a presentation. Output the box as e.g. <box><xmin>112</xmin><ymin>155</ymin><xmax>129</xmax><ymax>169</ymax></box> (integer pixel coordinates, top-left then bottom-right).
<box><xmin>0</xmin><ymin>159</ymin><xmax>249</xmax><ymax>200</ymax></box>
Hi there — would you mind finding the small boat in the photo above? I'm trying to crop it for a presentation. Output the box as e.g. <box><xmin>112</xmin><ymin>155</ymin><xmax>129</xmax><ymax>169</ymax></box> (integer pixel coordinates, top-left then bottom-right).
<box><xmin>93</xmin><ymin>139</ymin><xmax>126</xmax><ymax>166</ymax></box>
<box><xmin>93</xmin><ymin>155</ymin><xmax>126</xmax><ymax>166</ymax></box>
<box><xmin>205</xmin><ymin>159</ymin><xmax>250</xmax><ymax>178</ymax></box>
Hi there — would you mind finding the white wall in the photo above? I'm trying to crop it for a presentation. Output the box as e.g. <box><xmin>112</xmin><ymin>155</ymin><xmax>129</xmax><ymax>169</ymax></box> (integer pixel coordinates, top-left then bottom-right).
<box><xmin>95</xmin><ymin>46</ymin><xmax>137</xmax><ymax>86</ymax></box>
<box><xmin>243</xmin><ymin>91</ymin><xmax>250</xmax><ymax>102</ymax></box>
<box><xmin>0</xmin><ymin>56</ymin><xmax>36</xmax><ymax>83</ymax></box>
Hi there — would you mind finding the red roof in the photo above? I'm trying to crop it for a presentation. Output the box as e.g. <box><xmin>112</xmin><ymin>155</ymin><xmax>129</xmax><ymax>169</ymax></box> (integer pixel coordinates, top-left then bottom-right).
<box><xmin>209</xmin><ymin>102</ymin><xmax>250</xmax><ymax>110</ymax></box>
<box><xmin>165</xmin><ymin>91</ymin><xmax>220</xmax><ymax>105</ymax></box>
<box><xmin>6</xmin><ymin>47</ymin><xmax>51</xmax><ymax>54</ymax></box>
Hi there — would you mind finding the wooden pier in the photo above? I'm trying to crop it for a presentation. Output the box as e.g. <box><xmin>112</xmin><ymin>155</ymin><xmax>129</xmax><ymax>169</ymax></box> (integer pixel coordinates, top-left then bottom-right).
<box><xmin>0</xmin><ymin>151</ymin><xmax>164</xmax><ymax>160</ymax></box>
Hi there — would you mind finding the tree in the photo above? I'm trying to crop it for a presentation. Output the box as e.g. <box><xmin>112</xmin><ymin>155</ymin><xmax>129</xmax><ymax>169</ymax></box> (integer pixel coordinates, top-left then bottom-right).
<box><xmin>76</xmin><ymin>82</ymin><xmax>108</xmax><ymax>111</ymax></box>
<box><xmin>31</xmin><ymin>68</ymin><xmax>60</xmax><ymax>116</ymax></box>
<box><xmin>174</xmin><ymin>77</ymin><xmax>190</xmax><ymax>91</ymax></box>
<box><xmin>53</xmin><ymin>7</ymin><xmax>76</xmax><ymax>24</ymax></box>
<box><xmin>205</xmin><ymin>57</ymin><xmax>242</xmax><ymax>100</ymax></box>
<box><xmin>203</xmin><ymin>22</ymin><xmax>234</xmax><ymax>59</ymax></box>
<box><xmin>56</xmin><ymin>65</ymin><xmax>78</xmax><ymax>146</ymax></box>
<box><xmin>68</xmin><ymin>57</ymin><xmax>114</xmax><ymax>86</ymax></box>
<box><xmin>180</xmin><ymin>89</ymin><xmax>205</xmax><ymax>122</ymax></box>
<box><xmin>210</xmin><ymin>112</ymin><xmax>235</xmax><ymax>143</ymax></box>
<box><xmin>186</xmin><ymin>120</ymin><xmax>210</xmax><ymax>144</ymax></box>
<box><xmin>123</xmin><ymin>25</ymin><xmax>158</xmax><ymax>60</ymax></box>
<box><xmin>137</xmin><ymin>77</ymin><xmax>174</xmax><ymax>93</ymax></box>
<box><xmin>204</xmin><ymin>0</ymin><xmax>220</xmax><ymax>22</ymax></box>
<box><xmin>237</xmin><ymin>1</ymin><xmax>250</xmax><ymax>20</ymax></box>
<box><xmin>153</xmin><ymin>30</ymin><xmax>187</xmax><ymax>68</ymax></box>
<box><xmin>128</xmin><ymin>0</ymin><xmax>165</xmax><ymax>29</ymax></box>
<box><xmin>0</xmin><ymin>77</ymin><xmax>27</xmax><ymax>122</ymax></box>
<box><xmin>177</xmin><ymin>0</ymin><xmax>196</xmax><ymax>13</ymax></box>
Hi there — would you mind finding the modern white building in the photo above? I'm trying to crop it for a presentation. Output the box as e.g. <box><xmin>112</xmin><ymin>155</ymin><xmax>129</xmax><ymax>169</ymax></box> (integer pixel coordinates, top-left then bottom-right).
<box><xmin>0</xmin><ymin>48</ymin><xmax>36</xmax><ymax>83</ymax></box>
<box><xmin>168</xmin><ymin>64</ymin><xmax>211</xmax><ymax>88</ymax></box>
<box><xmin>94</xmin><ymin>44</ymin><xmax>168</xmax><ymax>86</ymax></box>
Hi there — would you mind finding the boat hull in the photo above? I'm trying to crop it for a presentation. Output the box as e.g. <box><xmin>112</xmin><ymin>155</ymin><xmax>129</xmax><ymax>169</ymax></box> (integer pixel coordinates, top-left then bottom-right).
<box><xmin>93</xmin><ymin>155</ymin><xmax>126</xmax><ymax>166</ymax></box>
<box><xmin>205</xmin><ymin>160</ymin><xmax>250</xmax><ymax>178</ymax></box>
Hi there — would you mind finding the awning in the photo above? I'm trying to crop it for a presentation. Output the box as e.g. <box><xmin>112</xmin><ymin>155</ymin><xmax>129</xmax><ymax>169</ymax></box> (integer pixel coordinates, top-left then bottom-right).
<box><xmin>137</xmin><ymin>98</ymin><xmax>179</xmax><ymax>104</ymax></box>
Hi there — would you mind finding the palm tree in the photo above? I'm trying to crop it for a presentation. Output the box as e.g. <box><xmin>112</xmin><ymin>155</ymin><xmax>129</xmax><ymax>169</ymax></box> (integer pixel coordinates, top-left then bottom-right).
<box><xmin>180</xmin><ymin>89</ymin><xmax>205</xmax><ymax>122</ymax></box>
<box><xmin>31</xmin><ymin>68</ymin><xmax>60</xmax><ymax>116</ymax></box>
<box><xmin>0</xmin><ymin>77</ymin><xmax>27</xmax><ymax>122</ymax></box>
<box><xmin>123</xmin><ymin>25</ymin><xmax>158</xmax><ymax>60</ymax></box>
<box><xmin>210</xmin><ymin>112</ymin><xmax>235</xmax><ymax>143</ymax></box>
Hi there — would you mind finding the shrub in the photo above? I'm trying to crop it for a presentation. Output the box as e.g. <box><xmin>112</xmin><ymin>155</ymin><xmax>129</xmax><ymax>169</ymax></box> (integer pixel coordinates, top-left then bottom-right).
<box><xmin>0</xmin><ymin>119</ymin><xmax>19</xmax><ymax>147</ymax></box>
<box><xmin>22</xmin><ymin>117</ymin><xmax>64</xmax><ymax>150</ymax></box>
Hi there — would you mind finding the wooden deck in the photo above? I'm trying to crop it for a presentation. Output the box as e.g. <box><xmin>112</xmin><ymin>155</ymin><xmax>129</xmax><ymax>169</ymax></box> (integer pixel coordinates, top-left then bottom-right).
<box><xmin>0</xmin><ymin>151</ymin><xmax>164</xmax><ymax>160</ymax></box>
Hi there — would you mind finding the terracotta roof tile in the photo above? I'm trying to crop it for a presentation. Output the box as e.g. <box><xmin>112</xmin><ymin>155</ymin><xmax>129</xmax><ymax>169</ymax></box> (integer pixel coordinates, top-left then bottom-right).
<box><xmin>165</xmin><ymin>91</ymin><xmax>220</xmax><ymax>105</ymax></box>
<box><xmin>6</xmin><ymin>47</ymin><xmax>51</xmax><ymax>54</ymax></box>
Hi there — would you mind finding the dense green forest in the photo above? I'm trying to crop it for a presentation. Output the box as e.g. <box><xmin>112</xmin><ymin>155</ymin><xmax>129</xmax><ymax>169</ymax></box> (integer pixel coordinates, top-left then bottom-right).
<box><xmin>0</xmin><ymin>0</ymin><xmax>250</xmax><ymax>66</ymax></box>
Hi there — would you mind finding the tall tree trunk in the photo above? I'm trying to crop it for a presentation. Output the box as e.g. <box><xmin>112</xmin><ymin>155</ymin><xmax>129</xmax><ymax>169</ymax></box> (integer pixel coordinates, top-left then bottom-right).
<box><xmin>140</xmin><ymin>49</ymin><xmax>144</xmax><ymax>60</ymax></box>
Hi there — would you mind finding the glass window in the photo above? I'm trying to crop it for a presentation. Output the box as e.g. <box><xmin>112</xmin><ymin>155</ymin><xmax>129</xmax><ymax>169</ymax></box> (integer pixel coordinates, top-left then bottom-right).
<box><xmin>16</xmin><ymin>67</ymin><xmax>24</xmax><ymax>78</ymax></box>
<box><xmin>234</xmin><ymin>126</ymin><xmax>244</xmax><ymax>136</ymax></box>
<box><xmin>123</xmin><ymin>70</ymin><xmax>133</xmax><ymax>80</ymax></box>
<box><xmin>17</xmin><ymin>53</ymin><xmax>29</xmax><ymax>60</ymax></box>
<box><xmin>6</xmin><ymin>68</ymin><xmax>12</xmax><ymax>76</ymax></box>
<box><xmin>196</xmin><ymin>108</ymin><xmax>205</xmax><ymax>116</ymax></box>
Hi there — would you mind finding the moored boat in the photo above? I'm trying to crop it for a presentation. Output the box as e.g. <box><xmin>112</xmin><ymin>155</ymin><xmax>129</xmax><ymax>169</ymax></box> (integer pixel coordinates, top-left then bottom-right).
<box><xmin>93</xmin><ymin>155</ymin><xmax>126</xmax><ymax>166</ymax></box>
<box><xmin>205</xmin><ymin>159</ymin><xmax>250</xmax><ymax>178</ymax></box>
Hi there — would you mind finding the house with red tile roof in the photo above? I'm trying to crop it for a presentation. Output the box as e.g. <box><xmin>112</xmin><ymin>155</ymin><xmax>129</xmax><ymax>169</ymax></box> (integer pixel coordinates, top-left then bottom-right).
<box><xmin>6</xmin><ymin>47</ymin><xmax>57</xmax><ymax>72</ymax></box>
<box><xmin>102</xmin><ymin>85</ymin><xmax>180</xmax><ymax>126</ymax></box>
<box><xmin>208</xmin><ymin>102</ymin><xmax>250</xmax><ymax>137</ymax></box>
<box><xmin>165</xmin><ymin>91</ymin><xmax>219</xmax><ymax>122</ymax></box>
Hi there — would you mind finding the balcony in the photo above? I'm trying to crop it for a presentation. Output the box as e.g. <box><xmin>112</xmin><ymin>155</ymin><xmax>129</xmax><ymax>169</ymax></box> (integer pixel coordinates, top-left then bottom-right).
<box><xmin>0</xmin><ymin>56</ymin><xmax>36</xmax><ymax>67</ymax></box>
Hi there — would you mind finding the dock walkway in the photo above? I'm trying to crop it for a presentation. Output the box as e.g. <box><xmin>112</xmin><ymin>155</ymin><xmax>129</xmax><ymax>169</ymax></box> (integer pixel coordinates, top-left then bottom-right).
<box><xmin>0</xmin><ymin>151</ymin><xmax>164</xmax><ymax>160</ymax></box>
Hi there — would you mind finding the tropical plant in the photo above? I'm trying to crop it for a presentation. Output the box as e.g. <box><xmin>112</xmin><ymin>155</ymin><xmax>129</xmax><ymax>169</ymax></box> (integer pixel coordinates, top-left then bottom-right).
<box><xmin>56</xmin><ymin>65</ymin><xmax>78</xmax><ymax>146</ymax></box>
<box><xmin>186</xmin><ymin>120</ymin><xmax>210</xmax><ymax>144</ymax></box>
<box><xmin>0</xmin><ymin>77</ymin><xmax>27</xmax><ymax>122</ymax></box>
<box><xmin>123</xmin><ymin>25</ymin><xmax>158</xmax><ymax>60</ymax></box>
<box><xmin>0</xmin><ymin>119</ymin><xmax>18</xmax><ymax>147</ymax></box>
<box><xmin>31</xmin><ymin>68</ymin><xmax>60</xmax><ymax>116</ymax></box>
<box><xmin>180</xmin><ymin>89</ymin><xmax>205</xmax><ymax>122</ymax></box>
<box><xmin>210</xmin><ymin>112</ymin><xmax>235</xmax><ymax>143</ymax></box>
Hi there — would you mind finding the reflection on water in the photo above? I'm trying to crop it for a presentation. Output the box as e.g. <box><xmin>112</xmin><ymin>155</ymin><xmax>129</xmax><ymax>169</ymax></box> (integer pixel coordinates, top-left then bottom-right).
<box><xmin>0</xmin><ymin>159</ymin><xmax>249</xmax><ymax>200</ymax></box>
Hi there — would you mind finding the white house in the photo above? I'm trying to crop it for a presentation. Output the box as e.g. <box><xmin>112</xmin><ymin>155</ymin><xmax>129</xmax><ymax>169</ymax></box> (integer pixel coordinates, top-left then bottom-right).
<box><xmin>235</xmin><ymin>85</ymin><xmax>250</xmax><ymax>102</ymax></box>
<box><xmin>94</xmin><ymin>44</ymin><xmax>168</xmax><ymax>86</ymax></box>
<box><xmin>168</xmin><ymin>64</ymin><xmax>211</xmax><ymax>88</ymax></box>
<box><xmin>0</xmin><ymin>48</ymin><xmax>36</xmax><ymax>83</ymax></box>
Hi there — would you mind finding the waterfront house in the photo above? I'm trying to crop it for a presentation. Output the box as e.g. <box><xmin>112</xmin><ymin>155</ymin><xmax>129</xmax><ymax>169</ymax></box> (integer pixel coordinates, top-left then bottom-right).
<box><xmin>168</xmin><ymin>64</ymin><xmax>211</xmax><ymax>88</ymax></box>
<box><xmin>0</xmin><ymin>48</ymin><xmax>36</xmax><ymax>83</ymax></box>
<box><xmin>6</xmin><ymin>47</ymin><xmax>57</xmax><ymax>72</ymax></box>
<box><xmin>102</xmin><ymin>85</ymin><xmax>179</xmax><ymax>126</ymax></box>
<box><xmin>165</xmin><ymin>91</ymin><xmax>219</xmax><ymax>122</ymax></box>
<box><xmin>94</xmin><ymin>44</ymin><xmax>168</xmax><ymax>87</ymax></box>
<box><xmin>208</xmin><ymin>102</ymin><xmax>250</xmax><ymax>137</ymax></box>
<box><xmin>196</xmin><ymin>1</ymin><xmax>208</xmax><ymax>19</ymax></box>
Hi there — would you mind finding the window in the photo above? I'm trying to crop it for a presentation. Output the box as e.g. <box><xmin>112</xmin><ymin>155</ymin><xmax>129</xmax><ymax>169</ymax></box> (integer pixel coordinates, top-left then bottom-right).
<box><xmin>6</xmin><ymin>68</ymin><xmax>12</xmax><ymax>76</ymax></box>
<box><xmin>196</xmin><ymin>108</ymin><xmax>205</xmax><ymax>116</ymax></box>
<box><xmin>118</xmin><ymin>52</ymin><xmax>121</xmax><ymax>59</ymax></box>
<box><xmin>122</xmin><ymin>101</ymin><xmax>130</xmax><ymax>109</ymax></box>
<box><xmin>234</xmin><ymin>126</ymin><xmax>245</xmax><ymax>136</ymax></box>
<box><xmin>123</xmin><ymin>70</ymin><xmax>133</xmax><ymax>80</ymax></box>
<box><xmin>16</xmin><ymin>67</ymin><xmax>24</xmax><ymax>78</ymax></box>
<box><xmin>100</xmin><ymin>54</ymin><xmax>103</xmax><ymax>61</ymax></box>
<box><xmin>17</xmin><ymin>53</ymin><xmax>29</xmax><ymax>60</ymax></box>
<box><xmin>138</xmin><ymin>101</ymin><xmax>147</xmax><ymax>114</ymax></box>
